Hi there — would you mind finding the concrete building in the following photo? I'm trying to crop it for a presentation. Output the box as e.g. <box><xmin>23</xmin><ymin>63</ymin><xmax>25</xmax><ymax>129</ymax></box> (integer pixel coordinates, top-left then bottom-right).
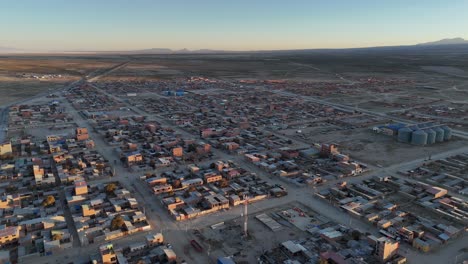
<box><xmin>181</xmin><ymin>178</ymin><xmax>204</xmax><ymax>188</ymax></box>
<box><xmin>0</xmin><ymin>226</ymin><xmax>20</xmax><ymax>247</ymax></box>
<box><xmin>74</xmin><ymin>180</ymin><xmax>88</xmax><ymax>195</ymax></box>
<box><xmin>320</xmin><ymin>143</ymin><xmax>339</xmax><ymax>158</ymax></box>
<box><xmin>172</xmin><ymin>147</ymin><xmax>183</xmax><ymax>157</ymax></box>
<box><xmin>376</xmin><ymin>237</ymin><xmax>399</xmax><ymax>262</ymax></box>
<box><xmin>204</xmin><ymin>173</ymin><xmax>223</xmax><ymax>183</ymax></box>
<box><xmin>125</xmin><ymin>152</ymin><xmax>143</xmax><ymax>165</ymax></box>
<box><xmin>99</xmin><ymin>243</ymin><xmax>117</xmax><ymax>264</ymax></box>
<box><xmin>76</xmin><ymin>127</ymin><xmax>89</xmax><ymax>141</ymax></box>
<box><xmin>204</xmin><ymin>194</ymin><xmax>229</xmax><ymax>210</ymax></box>
<box><xmin>152</xmin><ymin>184</ymin><xmax>173</xmax><ymax>194</ymax></box>
<box><xmin>425</xmin><ymin>186</ymin><xmax>448</xmax><ymax>199</ymax></box>
<box><xmin>81</xmin><ymin>204</ymin><xmax>96</xmax><ymax>217</ymax></box>
<box><xmin>145</xmin><ymin>233</ymin><xmax>164</xmax><ymax>246</ymax></box>
<box><xmin>0</xmin><ymin>142</ymin><xmax>12</xmax><ymax>156</ymax></box>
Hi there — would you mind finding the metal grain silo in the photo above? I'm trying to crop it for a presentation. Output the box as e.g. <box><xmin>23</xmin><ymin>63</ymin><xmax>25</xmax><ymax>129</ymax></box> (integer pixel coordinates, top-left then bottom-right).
<box><xmin>441</xmin><ymin>126</ymin><xmax>452</xmax><ymax>140</ymax></box>
<box><xmin>398</xmin><ymin>127</ymin><xmax>412</xmax><ymax>143</ymax></box>
<box><xmin>411</xmin><ymin>130</ymin><xmax>428</xmax><ymax>145</ymax></box>
<box><xmin>433</xmin><ymin>127</ymin><xmax>445</xmax><ymax>142</ymax></box>
<box><xmin>425</xmin><ymin>129</ymin><xmax>436</xmax><ymax>144</ymax></box>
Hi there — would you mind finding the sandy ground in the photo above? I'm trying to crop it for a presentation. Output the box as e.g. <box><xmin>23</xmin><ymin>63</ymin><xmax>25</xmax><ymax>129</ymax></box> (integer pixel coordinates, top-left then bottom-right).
<box><xmin>0</xmin><ymin>77</ymin><xmax>75</xmax><ymax>106</ymax></box>
<box><xmin>282</xmin><ymin>126</ymin><xmax>467</xmax><ymax>167</ymax></box>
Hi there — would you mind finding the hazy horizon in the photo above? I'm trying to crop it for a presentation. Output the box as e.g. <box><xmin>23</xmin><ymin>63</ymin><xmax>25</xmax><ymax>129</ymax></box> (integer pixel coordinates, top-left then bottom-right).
<box><xmin>1</xmin><ymin>0</ymin><xmax>468</xmax><ymax>51</ymax></box>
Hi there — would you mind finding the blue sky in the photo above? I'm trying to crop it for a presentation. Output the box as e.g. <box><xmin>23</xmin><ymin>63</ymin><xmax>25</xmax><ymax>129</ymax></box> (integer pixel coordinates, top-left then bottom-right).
<box><xmin>1</xmin><ymin>0</ymin><xmax>467</xmax><ymax>51</ymax></box>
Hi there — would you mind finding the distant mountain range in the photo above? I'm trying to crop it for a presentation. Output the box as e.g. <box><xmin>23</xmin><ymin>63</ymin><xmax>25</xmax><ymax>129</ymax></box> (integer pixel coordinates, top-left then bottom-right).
<box><xmin>417</xmin><ymin>38</ymin><xmax>468</xmax><ymax>46</ymax></box>
<box><xmin>1</xmin><ymin>38</ymin><xmax>468</xmax><ymax>54</ymax></box>
<box><xmin>121</xmin><ymin>48</ymin><xmax>228</xmax><ymax>54</ymax></box>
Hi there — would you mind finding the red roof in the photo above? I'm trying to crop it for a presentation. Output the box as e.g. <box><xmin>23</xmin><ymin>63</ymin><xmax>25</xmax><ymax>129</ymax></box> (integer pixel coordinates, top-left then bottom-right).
<box><xmin>75</xmin><ymin>180</ymin><xmax>87</xmax><ymax>187</ymax></box>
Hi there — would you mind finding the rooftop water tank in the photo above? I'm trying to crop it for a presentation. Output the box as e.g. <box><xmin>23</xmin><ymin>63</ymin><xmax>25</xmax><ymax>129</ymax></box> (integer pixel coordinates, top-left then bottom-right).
<box><xmin>411</xmin><ymin>130</ymin><xmax>428</xmax><ymax>146</ymax></box>
<box><xmin>398</xmin><ymin>127</ymin><xmax>412</xmax><ymax>143</ymax></box>
<box><xmin>441</xmin><ymin>126</ymin><xmax>452</xmax><ymax>140</ymax></box>
<box><xmin>433</xmin><ymin>127</ymin><xmax>445</xmax><ymax>142</ymax></box>
<box><xmin>425</xmin><ymin>129</ymin><xmax>436</xmax><ymax>144</ymax></box>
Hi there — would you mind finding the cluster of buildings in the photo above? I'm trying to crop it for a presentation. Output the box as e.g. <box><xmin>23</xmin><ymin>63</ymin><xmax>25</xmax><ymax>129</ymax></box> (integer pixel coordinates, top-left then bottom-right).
<box><xmin>413</xmin><ymin>104</ymin><xmax>468</xmax><ymax>120</ymax></box>
<box><xmin>46</xmin><ymin>127</ymin><xmax>95</xmax><ymax>152</ymax></box>
<box><xmin>119</xmin><ymin>83</ymin><xmax>370</xmax><ymax>139</ymax></box>
<box><xmin>144</xmin><ymin>160</ymin><xmax>287</xmax><ymax>221</ymax></box>
<box><xmin>245</xmin><ymin>143</ymin><xmax>365</xmax><ymax>186</ymax></box>
<box><xmin>0</xmin><ymin>187</ymin><xmax>73</xmax><ymax>263</ymax></box>
<box><xmin>2</xmin><ymin>68</ymin><xmax>465</xmax><ymax>264</ymax></box>
<box><xmin>65</xmin><ymin>84</ymin><xmax>125</xmax><ymax>111</ymax></box>
<box><xmin>252</xmin><ymin>205</ymin><xmax>406</xmax><ymax>264</ymax></box>
<box><xmin>92</xmin><ymin>78</ymin><xmax>372</xmax><ymax>185</ymax></box>
<box><xmin>236</xmin><ymin>77</ymin><xmax>413</xmax><ymax>99</ymax></box>
<box><xmin>317</xmin><ymin>177</ymin><xmax>465</xmax><ymax>252</ymax></box>
<box><xmin>91</xmin><ymin>115</ymin><xmax>212</xmax><ymax>170</ymax></box>
<box><xmin>389</xmin><ymin>104</ymin><xmax>468</xmax><ymax>132</ymax></box>
<box><xmin>264</xmin><ymin>229</ymin><xmax>404</xmax><ymax>264</ymax></box>
<box><xmin>201</xmin><ymin>127</ymin><xmax>296</xmax><ymax>155</ymax></box>
<box><xmin>1</xmin><ymin>150</ymin><xmax>54</xmax><ymax>185</ymax></box>
<box><xmin>2</xmin><ymin>126</ymin><xmax>95</xmax><ymax>159</ymax></box>
<box><xmin>0</xmin><ymin>128</ymin><xmax>104</xmax><ymax>187</ymax></box>
<box><xmin>0</xmin><ymin>107</ymin><xmax>119</xmax><ymax>263</ymax></box>
<box><xmin>53</xmin><ymin>149</ymin><xmax>112</xmax><ymax>183</ymax></box>
<box><xmin>66</xmin><ymin>181</ymin><xmax>151</xmax><ymax>245</ymax></box>
<box><xmin>95</xmin><ymin>76</ymin><xmax>222</xmax><ymax>97</ymax></box>
<box><xmin>403</xmin><ymin>152</ymin><xmax>468</xmax><ymax>195</ymax></box>
<box><xmin>93</xmin><ymin>236</ymin><xmax>176</xmax><ymax>264</ymax></box>
<box><xmin>199</xmin><ymin>89</ymin><xmax>359</xmax><ymax>130</ymax></box>
<box><xmin>8</xmin><ymin>102</ymin><xmax>72</xmax><ymax>131</ymax></box>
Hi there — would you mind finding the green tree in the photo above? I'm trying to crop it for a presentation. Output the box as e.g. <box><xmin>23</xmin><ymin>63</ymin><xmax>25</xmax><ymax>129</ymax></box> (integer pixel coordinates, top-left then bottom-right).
<box><xmin>52</xmin><ymin>233</ymin><xmax>63</xmax><ymax>241</ymax></box>
<box><xmin>96</xmin><ymin>163</ymin><xmax>105</xmax><ymax>174</ymax></box>
<box><xmin>172</xmin><ymin>179</ymin><xmax>181</xmax><ymax>189</ymax></box>
<box><xmin>219</xmin><ymin>178</ymin><xmax>229</xmax><ymax>188</ymax></box>
<box><xmin>42</xmin><ymin>195</ymin><xmax>56</xmax><ymax>207</ymax></box>
<box><xmin>105</xmin><ymin>183</ymin><xmax>117</xmax><ymax>193</ymax></box>
<box><xmin>111</xmin><ymin>215</ymin><xmax>125</xmax><ymax>231</ymax></box>
<box><xmin>318</xmin><ymin>259</ymin><xmax>329</xmax><ymax>264</ymax></box>
<box><xmin>0</xmin><ymin>153</ymin><xmax>14</xmax><ymax>160</ymax></box>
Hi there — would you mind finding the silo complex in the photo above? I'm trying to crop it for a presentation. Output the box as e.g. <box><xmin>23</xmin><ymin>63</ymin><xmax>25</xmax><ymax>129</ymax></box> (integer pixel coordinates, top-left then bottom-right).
<box><xmin>386</xmin><ymin>123</ymin><xmax>452</xmax><ymax>145</ymax></box>
<box><xmin>398</xmin><ymin>127</ymin><xmax>412</xmax><ymax>143</ymax></box>
<box><xmin>411</xmin><ymin>130</ymin><xmax>428</xmax><ymax>145</ymax></box>
<box><xmin>425</xmin><ymin>129</ymin><xmax>436</xmax><ymax>144</ymax></box>
<box><xmin>441</xmin><ymin>126</ymin><xmax>452</xmax><ymax>140</ymax></box>
<box><xmin>433</xmin><ymin>127</ymin><xmax>445</xmax><ymax>142</ymax></box>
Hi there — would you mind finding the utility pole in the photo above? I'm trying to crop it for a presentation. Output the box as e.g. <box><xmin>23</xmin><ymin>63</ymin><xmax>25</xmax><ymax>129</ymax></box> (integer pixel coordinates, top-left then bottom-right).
<box><xmin>243</xmin><ymin>195</ymin><xmax>248</xmax><ymax>238</ymax></box>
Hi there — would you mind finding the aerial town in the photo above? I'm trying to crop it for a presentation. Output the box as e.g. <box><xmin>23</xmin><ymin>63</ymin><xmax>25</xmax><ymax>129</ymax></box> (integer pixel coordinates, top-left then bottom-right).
<box><xmin>4</xmin><ymin>1</ymin><xmax>468</xmax><ymax>263</ymax></box>
<box><xmin>0</xmin><ymin>54</ymin><xmax>466</xmax><ymax>264</ymax></box>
